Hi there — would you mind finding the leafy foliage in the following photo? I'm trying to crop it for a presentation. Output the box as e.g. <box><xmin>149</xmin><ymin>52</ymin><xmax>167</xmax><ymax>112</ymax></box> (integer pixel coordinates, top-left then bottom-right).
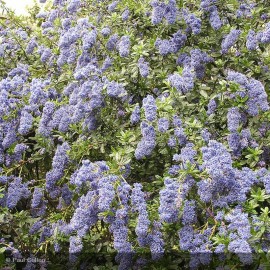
<box><xmin>0</xmin><ymin>0</ymin><xmax>270</xmax><ymax>269</ymax></box>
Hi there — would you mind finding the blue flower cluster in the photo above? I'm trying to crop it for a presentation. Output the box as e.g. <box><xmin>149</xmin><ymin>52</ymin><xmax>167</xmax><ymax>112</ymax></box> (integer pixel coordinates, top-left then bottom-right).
<box><xmin>45</xmin><ymin>142</ymin><xmax>70</xmax><ymax>195</ymax></box>
<box><xmin>6</xmin><ymin>177</ymin><xmax>30</xmax><ymax>209</ymax></box>
<box><xmin>221</xmin><ymin>29</ymin><xmax>241</xmax><ymax>54</ymax></box>
<box><xmin>227</xmin><ymin>70</ymin><xmax>269</xmax><ymax>116</ymax></box>
<box><xmin>118</xmin><ymin>36</ymin><xmax>130</xmax><ymax>57</ymax></box>
<box><xmin>198</xmin><ymin>140</ymin><xmax>246</xmax><ymax>207</ymax></box>
<box><xmin>183</xmin><ymin>9</ymin><xmax>202</xmax><ymax>35</ymax></box>
<box><xmin>155</xmin><ymin>30</ymin><xmax>187</xmax><ymax>56</ymax></box>
<box><xmin>159</xmin><ymin>177</ymin><xmax>180</xmax><ymax>223</ymax></box>
<box><xmin>150</xmin><ymin>0</ymin><xmax>178</xmax><ymax>25</ymax></box>
<box><xmin>138</xmin><ymin>57</ymin><xmax>150</xmax><ymax>78</ymax></box>
<box><xmin>135</xmin><ymin>121</ymin><xmax>156</xmax><ymax>159</ymax></box>
<box><xmin>142</xmin><ymin>95</ymin><xmax>157</xmax><ymax>121</ymax></box>
<box><xmin>131</xmin><ymin>183</ymin><xmax>150</xmax><ymax>246</ymax></box>
<box><xmin>31</xmin><ymin>187</ymin><xmax>47</xmax><ymax>217</ymax></box>
<box><xmin>168</xmin><ymin>65</ymin><xmax>195</xmax><ymax>94</ymax></box>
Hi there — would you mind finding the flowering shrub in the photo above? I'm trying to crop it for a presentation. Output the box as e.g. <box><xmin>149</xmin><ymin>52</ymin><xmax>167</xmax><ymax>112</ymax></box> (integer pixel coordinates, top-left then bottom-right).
<box><xmin>0</xmin><ymin>0</ymin><xmax>270</xmax><ymax>269</ymax></box>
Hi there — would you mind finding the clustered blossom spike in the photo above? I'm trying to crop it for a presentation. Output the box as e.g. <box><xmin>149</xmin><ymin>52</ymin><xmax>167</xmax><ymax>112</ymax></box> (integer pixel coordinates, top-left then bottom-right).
<box><xmin>159</xmin><ymin>178</ymin><xmax>180</xmax><ymax>223</ymax></box>
<box><xmin>209</xmin><ymin>8</ymin><xmax>222</xmax><ymax>30</ymax></box>
<box><xmin>246</xmin><ymin>29</ymin><xmax>257</xmax><ymax>50</ymax></box>
<box><xmin>108</xmin><ymin>1</ymin><xmax>119</xmax><ymax>12</ymax></box>
<box><xmin>155</xmin><ymin>30</ymin><xmax>187</xmax><ymax>56</ymax></box>
<box><xmin>221</xmin><ymin>29</ymin><xmax>241</xmax><ymax>54</ymax></box>
<box><xmin>227</xmin><ymin>70</ymin><xmax>269</xmax><ymax>116</ymax></box>
<box><xmin>18</xmin><ymin>110</ymin><xmax>33</xmax><ymax>135</ymax></box>
<box><xmin>45</xmin><ymin>142</ymin><xmax>70</xmax><ymax>194</ymax></box>
<box><xmin>150</xmin><ymin>0</ymin><xmax>178</xmax><ymax>25</ymax></box>
<box><xmin>6</xmin><ymin>177</ymin><xmax>30</xmax><ymax>209</ymax></box>
<box><xmin>236</xmin><ymin>2</ymin><xmax>255</xmax><ymax>18</ymax></box>
<box><xmin>122</xmin><ymin>9</ymin><xmax>130</xmax><ymax>21</ymax></box>
<box><xmin>135</xmin><ymin>121</ymin><xmax>156</xmax><ymax>159</ymax></box>
<box><xmin>158</xmin><ymin>117</ymin><xmax>170</xmax><ymax>133</ymax></box>
<box><xmin>130</xmin><ymin>105</ymin><xmax>140</xmax><ymax>124</ymax></box>
<box><xmin>168</xmin><ymin>65</ymin><xmax>195</xmax><ymax>94</ymax></box>
<box><xmin>138</xmin><ymin>57</ymin><xmax>150</xmax><ymax>77</ymax></box>
<box><xmin>179</xmin><ymin>225</ymin><xmax>213</xmax><ymax>267</ymax></box>
<box><xmin>118</xmin><ymin>35</ymin><xmax>130</xmax><ymax>57</ymax></box>
<box><xmin>198</xmin><ymin>140</ymin><xmax>246</xmax><ymax>207</ymax></box>
<box><xmin>109</xmin><ymin>208</ymin><xmax>134</xmax><ymax>269</ymax></box>
<box><xmin>200</xmin><ymin>0</ymin><xmax>222</xmax><ymax>30</ymax></box>
<box><xmin>183</xmin><ymin>9</ymin><xmax>202</xmax><ymax>35</ymax></box>
<box><xmin>182</xmin><ymin>200</ymin><xmax>197</xmax><ymax>225</ymax></box>
<box><xmin>69</xmin><ymin>190</ymin><xmax>98</xmax><ymax>237</ymax></box>
<box><xmin>31</xmin><ymin>187</ymin><xmax>47</xmax><ymax>217</ymax></box>
<box><xmin>207</xmin><ymin>99</ymin><xmax>217</xmax><ymax>115</ymax></box>
<box><xmin>70</xmin><ymin>159</ymin><xmax>109</xmax><ymax>188</ymax></box>
<box><xmin>142</xmin><ymin>95</ymin><xmax>157</xmax><ymax>121</ymax></box>
<box><xmin>179</xmin><ymin>143</ymin><xmax>197</xmax><ymax>168</ymax></box>
<box><xmin>82</xmin><ymin>30</ymin><xmax>97</xmax><ymax>51</ymax></box>
<box><xmin>227</xmin><ymin>107</ymin><xmax>241</xmax><ymax>132</ymax></box>
<box><xmin>98</xmin><ymin>175</ymin><xmax>117</xmax><ymax>212</ymax></box>
<box><xmin>260</xmin><ymin>22</ymin><xmax>270</xmax><ymax>43</ymax></box>
<box><xmin>148</xmin><ymin>221</ymin><xmax>165</xmax><ymax>260</ymax></box>
<box><xmin>225</xmin><ymin>207</ymin><xmax>253</xmax><ymax>264</ymax></box>
<box><xmin>131</xmin><ymin>183</ymin><xmax>150</xmax><ymax>246</ymax></box>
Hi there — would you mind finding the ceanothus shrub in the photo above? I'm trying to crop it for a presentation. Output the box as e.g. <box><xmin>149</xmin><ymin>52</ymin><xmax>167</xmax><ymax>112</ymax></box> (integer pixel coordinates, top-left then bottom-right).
<box><xmin>0</xmin><ymin>0</ymin><xmax>270</xmax><ymax>269</ymax></box>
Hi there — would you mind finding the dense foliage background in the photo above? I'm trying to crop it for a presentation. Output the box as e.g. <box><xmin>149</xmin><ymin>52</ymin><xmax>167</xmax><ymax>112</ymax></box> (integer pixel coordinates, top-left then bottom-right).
<box><xmin>1</xmin><ymin>0</ymin><xmax>270</xmax><ymax>269</ymax></box>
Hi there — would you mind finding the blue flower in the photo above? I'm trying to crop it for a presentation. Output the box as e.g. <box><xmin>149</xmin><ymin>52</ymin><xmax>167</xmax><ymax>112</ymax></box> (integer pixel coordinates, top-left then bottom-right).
<box><xmin>260</xmin><ymin>22</ymin><xmax>270</xmax><ymax>44</ymax></box>
<box><xmin>38</xmin><ymin>101</ymin><xmax>55</xmax><ymax>137</ymax></box>
<box><xmin>118</xmin><ymin>36</ymin><xmax>130</xmax><ymax>57</ymax></box>
<box><xmin>142</xmin><ymin>95</ymin><xmax>157</xmax><ymax>122</ymax></box>
<box><xmin>130</xmin><ymin>105</ymin><xmax>140</xmax><ymax>125</ymax></box>
<box><xmin>168</xmin><ymin>136</ymin><xmax>177</xmax><ymax>147</ymax></box>
<box><xmin>29</xmin><ymin>221</ymin><xmax>43</xmax><ymax>235</ymax></box>
<box><xmin>122</xmin><ymin>9</ymin><xmax>130</xmax><ymax>21</ymax></box>
<box><xmin>207</xmin><ymin>99</ymin><xmax>217</xmax><ymax>115</ymax></box>
<box><xmin>209</xmin><ymin>9</ymin><xmax>222</xmax><ymax>30</ymax></box>
<box><xmin>131</xmin><ymin>183</ymin><xmax>150</xmax><ymax>246</ymax></box>
<box><xmin>106</xmin><ymin>80</ymin><xmax>127</xmax><ymax>100</ymax></box>
<box><xmin>159</xmin><ymin>178</ymin><xmax>180</xmax><ymax>223</ymax></box>
<box><xmin>246</xmin><ymin>30</ymin><xmax>257</xmax><ymax>50</ymax></box>
<box><xmin>183</xmin><ymin>10</ymin><xmax>202</xmax><ymax>35</ymax></box>
<box><xmin>150</xmin><ymin>0</ymin><xmax>166</xmax><ymax>25</ymax></box>
<box><xmin>148</xmin><ymin>221</ymin><xmax>164</xmax><ymax>260</ymax></box>
<box><xmin>164</xmin><ymin>0</ymin><xmax>177</xmax><ymax>24</ymax></box>
<box><xmin>98</xmin><ymin>175</ymin><xmax>117</xmax><ymax>212</ymax></box>
<box><xmin>110</xmin><ymin>208</ymin><xmax>134</xmax><ymax>268</ymax></box>
<box><xmin>138</xmin><ymin>57</ymin><xmax>150</xmax><ymax>78</ymax></box>
<box><xmin>69</xmin><ymin>236</ymin><xmax>83</xmax><ymax>254</ymax></box>
<box><xmin>227</xmin><ymin>107</ymin><xmax>241</xmax><ymax>132</ymax></box>
<box><xmin>158</xmin><ymin>117</ymin><xmax>169</xmax><ymax>133</ymax></box>
<box><xmin>135</xmin><ymin>122</ymin><xmax>156</xmax><ymax>159</ymax></box>
<box><xmin>7</xmin><ymin>177</ymin><xmax>30</xmax><ymax>209</ymax></box>
<box><xmin>101</xmin><ymin>27</ymin><xmax>111</xmax><ymax>37</ymax></box>
<box><xmin>19</xmin><ymin>110</ymin><xmax>33</xmax><ymax>135</ymax></box>
<box><xmin>182</xmin><ymin>200</ymin><xmax>197</xmax><ymax>225</ymax></box>
<box><xmin>108</xmin><ymin>1</ymin><xmax>119</xmax><ymax>12</ymax></box>
<box><xmin>70</xmin><ymin>190</ymin><xmax>98</xmax><ymax>236</ymax></box>
<box><xmin>106</xmin><ymin>34</ymin><xmax>119</xmax><ymax>51</ymax></box>
<box><xmin>45</xmin><ymin>142</ymin><xmax>70</xmax><ymax>192</ymax></box>
<box><xmin>26</xmin><ymin>38</ymin><xmax>38</xmax><ymax>54</ymax></box>
<box><xmin>61</xmin><ymin>184</ymin><xmax>73</xmax><ymax>205</ymax></box>
<box><xmin>82</xmin><ymin>30</ymin><xmax>97</xmax><ymax>51</ymax></box>
<box><xmin>67</xmin><ymin>0</ymin><xmax>81</xmax><ymax>13</ymax></box>
<box><xmin>200</xmin><ymin>0</ymin><xmax>217</xmax><ymax>12</ymax></box>
<box><xmin>221</xmin><ymin>29</ymin><xmax>241</xmax><ymax>54</ymax></box>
